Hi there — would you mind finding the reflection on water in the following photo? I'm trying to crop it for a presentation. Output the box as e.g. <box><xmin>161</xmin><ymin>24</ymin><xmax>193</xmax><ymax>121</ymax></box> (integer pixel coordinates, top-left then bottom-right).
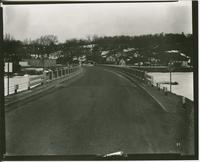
<box><xmin>148</xmin><ymin>72</ymin><xmax>193</xmax><ymax>101</ymax></box>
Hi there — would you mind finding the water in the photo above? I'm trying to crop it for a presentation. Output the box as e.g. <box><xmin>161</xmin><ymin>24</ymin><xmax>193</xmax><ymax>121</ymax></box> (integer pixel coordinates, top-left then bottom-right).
<box><xmin>148</xmin><ymin>72</ymin><xmax>193</xmax><ymax>101</ymax></box>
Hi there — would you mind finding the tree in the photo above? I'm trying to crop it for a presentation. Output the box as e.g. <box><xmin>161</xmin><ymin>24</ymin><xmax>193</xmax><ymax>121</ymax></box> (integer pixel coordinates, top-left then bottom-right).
<box><xmin>34</xmin><ymin>35</ymin><xmax>58</xmax><ymax>58</ymax></box>
<box><xmin>3</xmin><ymin>34</ymin><xmax>24</xmax><ymax>72</ymax></box>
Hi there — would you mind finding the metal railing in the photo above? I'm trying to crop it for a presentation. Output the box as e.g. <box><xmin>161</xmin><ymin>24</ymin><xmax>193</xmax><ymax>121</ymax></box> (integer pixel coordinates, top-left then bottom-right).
<box><xmin>100</xmin><ymin>64</ymin><xmax>171</xmax><ymax>95</ymax></box>
<box><xmin>100</xmin><ymin>64</ymin><xmax>152</xmax><ymax>82</ymax></box>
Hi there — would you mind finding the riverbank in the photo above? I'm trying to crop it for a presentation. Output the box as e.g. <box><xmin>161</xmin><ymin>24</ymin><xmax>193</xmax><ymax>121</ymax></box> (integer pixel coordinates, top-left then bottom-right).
<box><xmin>130</xmin><ymin>66</ymin><xmax>193</xmax><ymax>72</ymax></box>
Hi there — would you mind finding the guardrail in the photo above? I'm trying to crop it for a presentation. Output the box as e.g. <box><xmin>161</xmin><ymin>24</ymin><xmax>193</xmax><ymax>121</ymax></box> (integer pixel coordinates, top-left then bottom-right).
<box><xmin>5</xmin><ymin>65</ymin><xmax>82</xmax><ymax>96</ymax></box>
<box><xmin>100</xmin><ymin>64</ymin><xmax>154</xmax><ymax>84</ymax></box>
<box><xmin>100</xmin><ymin>64</ymin><xmax>170</xmax><ymax>94</ymax></box>
<box><xmin>100</xmin><ymin>64</ymin><xmax>188</xmax><ymax>108</ymax></box>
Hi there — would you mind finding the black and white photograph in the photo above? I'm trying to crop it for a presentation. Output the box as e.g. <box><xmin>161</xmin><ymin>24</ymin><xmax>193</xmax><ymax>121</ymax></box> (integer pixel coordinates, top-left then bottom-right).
<box><xmin>0</xmin><ymin>0</ymin><xmax>198</xmax><ymax>160</ymax></box>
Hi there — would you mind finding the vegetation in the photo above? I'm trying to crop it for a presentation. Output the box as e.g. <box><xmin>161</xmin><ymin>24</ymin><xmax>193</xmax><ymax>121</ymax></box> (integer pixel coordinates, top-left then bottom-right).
<box><xmin>3</xmin><ymin>32</ymin><xmax>193</xmax><ymax>72</ymax></box>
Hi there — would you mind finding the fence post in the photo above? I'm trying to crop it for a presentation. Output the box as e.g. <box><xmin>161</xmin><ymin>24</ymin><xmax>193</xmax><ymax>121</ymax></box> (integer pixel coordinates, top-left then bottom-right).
<box><xmin>157</xmin><ymin>83</ymin><xmax>160</xmax><ymax>90</ymax></box>
<box><xmin>61</xmin><ymin>69</ymin><xmax>63</xmax><ymax>77</ymax></box>
<box><xmin>43</xmin><ymin>71</ymin><xmax>47</xmax><ymax>85</ymax></box>
<box><xmin>182</xmin><ymin>96</ymin><xmax>186</xmax><ymax>108</ymax></box>
<box><xmin>57</xmin><ymin>70</ymin><xmax>59</xmax><ymax>78</ymax></box>
<box><xmin>28</xmin><ymin>77</ymin><xmax>31</xmax><ymax>90</ymax></box>
<box><xmin>63</xmin><ymin>69</ymin><xmax>65</xmax><ymax>77</ymax></box>
<box><xmin>14</xmin><ymin>84</ymin><xmax>19</xmax><ymax>94</ymax></box>
<box><xmin>151</xmin><ymin>76</ymin><xmax>154</xmax><ymax>87</ymax></box>
<box><xmin>144</xmin><ymin>71</ymin><xmax>147</xmax><ymax>84</ymax></box>
<box><xmin>51</xmin><ymin>71</ymin><xmax>54</xmax><ymax>80</ymax></box>
<box><xmin>164</xmin><ymin>87</ymin><xmax>168</xmax><ymax>96</ymax></box>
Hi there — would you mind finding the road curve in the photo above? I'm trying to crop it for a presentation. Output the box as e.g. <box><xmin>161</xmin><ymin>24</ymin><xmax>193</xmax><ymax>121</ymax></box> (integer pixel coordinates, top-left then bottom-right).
<box><xmin>6</xmin><ymin>66</ymin><xmax>181</xmax><ymax>155</ymax></box>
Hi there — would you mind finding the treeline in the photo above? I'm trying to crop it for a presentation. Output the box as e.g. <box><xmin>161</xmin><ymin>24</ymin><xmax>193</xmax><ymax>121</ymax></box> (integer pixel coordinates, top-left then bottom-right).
<box><xmin>3</xmin><ymin>32</ymin><xmax>193</xmax><ymax>69</ymax></box>
<box><xmin>91</xmin><ymin>33</ymin><xmax>193</xmax><ymax>57</ymax></box>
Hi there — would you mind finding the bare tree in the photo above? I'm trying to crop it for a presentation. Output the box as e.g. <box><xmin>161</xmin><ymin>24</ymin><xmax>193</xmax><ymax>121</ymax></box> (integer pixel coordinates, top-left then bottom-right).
<box><xmin>34</xmin><ymin>35</ymin><xmax>58</xmax><ymax>58</ymax></box>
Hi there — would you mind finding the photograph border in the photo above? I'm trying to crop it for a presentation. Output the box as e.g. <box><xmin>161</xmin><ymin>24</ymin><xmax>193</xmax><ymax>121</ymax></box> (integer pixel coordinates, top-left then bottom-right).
<box><xmin>0</xmin><ymin>0</ymin><xmax>198</xmax><ymax>160</ymax></box>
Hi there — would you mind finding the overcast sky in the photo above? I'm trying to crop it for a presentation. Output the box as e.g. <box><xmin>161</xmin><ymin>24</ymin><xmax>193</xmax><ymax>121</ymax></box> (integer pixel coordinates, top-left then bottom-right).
<box><xmin>3</xmin><ymin>1</ymin><xmax>192</xmax><ymax>42</ymax></box>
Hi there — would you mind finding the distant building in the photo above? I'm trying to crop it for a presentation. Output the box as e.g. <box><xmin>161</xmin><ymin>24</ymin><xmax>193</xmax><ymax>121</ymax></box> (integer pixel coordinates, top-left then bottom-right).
<box><xmin>82</xmin><ymin>44</ymin><xmax>95</xmax><ymax>49</ymax></box>
<box><xmin>19</xmin><ymin>61</ymin><xmax>30</xmax><ymax>67</ymax></box>
<box><xmin>106</xmin><ymin>56</ymin><xmax>116</xmax><ymax>63</ymax></box>
<box><xmin>23</xmin><ymin>59</ymin><xmax>56</xmax><ymax>68</ymax></box>
<box><xmin>133</xmin><ymin>52</ymin><xmax>140</xmax><ymax>58</ymax></box>
<box><xmin>165</xmin><ymin>50</ymin><xmax>190</xmax><ymax>67</ymax></box>
<box><xmin>173</xmin><ymin>60</ymin><xmax>189</xmax><ymax>67</ymax></box>
<box><xmin>119</xmin><ymin>58</ymin><xmax>126</xmax><ymax>66</ymax></box>
<box><xmin>123</xmin><ymin>48</ymin><xmax>135</xmax><ymax>52</ymax></box>
<box><xmin>115</xmin><ymin>52</ymin><xmax>122</xmax><ymax>58</ymax></box>
<box><xmin>49</xmin><ymin>51</ymin><xmax>63</xmax><ymax>59</ymax></box>
<box><xmin>101</xmin><ymin>51</ymin><xmax>109</xmax><ymax>58</ymax></box>
<box><xmin>78</xmin><ymin>55</ymin><xmax>86</xmax><ymax>62</ymax></box>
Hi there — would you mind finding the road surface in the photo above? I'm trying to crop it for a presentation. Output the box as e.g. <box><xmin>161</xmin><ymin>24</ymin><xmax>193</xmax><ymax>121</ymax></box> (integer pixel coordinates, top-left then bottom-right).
<box><xmin>6</xmin><ymin>66</ymin><xmax>182</xmax><ymax>155</ymax></box>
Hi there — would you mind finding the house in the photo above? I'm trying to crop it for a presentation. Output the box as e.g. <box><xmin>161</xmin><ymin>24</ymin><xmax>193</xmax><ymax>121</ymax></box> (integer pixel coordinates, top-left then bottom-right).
<box><xmin>101</xmin><ymin>51</ymin><xmax>109</xmax><ymax>58</ymax></box>
<box><xmin>119</xmin><ymin>58</ymin><xmax>126</xmax><ymax>66</ymax></box>
<box><xmin>19</xmin><ymin>61</ymin><xmax>30</xmax><ymax>67</ymax></box>
<box><xmin>23</xmin><ymin>59</ymin><xmax>57</xmax><ymax>68</ymax></box>
<box><xmin>165</xmin><ymin>50</ymin><xmax>190</xmax><ymax>67</ymax></box>
<box><xmin>78</xmin><ymin>55</ymin><xmax>86</xmax><ymax>62</ymax></box>
<box><xmin>123</xmin><ymin>48</ymin><xmax>135</xmax><ymax>52</ymax></box>
<box><xmin>106</xmin><ymin>56</ymin><xmax>116</xmax><ymax>63</ymax></box>
<box><xmin>49</xmin><ymin>51</ymin><xmax>63</xmax><ymax>59</ymax></box>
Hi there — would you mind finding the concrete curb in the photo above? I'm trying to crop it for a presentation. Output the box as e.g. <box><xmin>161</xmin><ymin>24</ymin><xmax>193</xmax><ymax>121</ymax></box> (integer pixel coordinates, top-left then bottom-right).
<box><xmin>103</xmin><ymin>67</ymin><xmax>169</xmax><ymax>112</ymax></box>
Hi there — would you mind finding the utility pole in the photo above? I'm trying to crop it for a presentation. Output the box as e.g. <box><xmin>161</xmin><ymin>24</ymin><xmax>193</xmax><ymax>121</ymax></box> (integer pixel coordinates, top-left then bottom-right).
<box><xmin>170</xmin><ymin>67</ymin><xmax>172</xmax><ymax>92</ymax></box>
<box><xmin>7</xmin><ymin>60</ymin><xmax>9</xmax><ymax>95</ymax></box>
<box><xmin>0</xmin><ymin>2</ymin><xmax>6</xmax><ymax>157</ymax></box>
<box><xmin>168</xmin><ymin>61</ymin><xmax>174</xmax><ymax>93</ymax></box>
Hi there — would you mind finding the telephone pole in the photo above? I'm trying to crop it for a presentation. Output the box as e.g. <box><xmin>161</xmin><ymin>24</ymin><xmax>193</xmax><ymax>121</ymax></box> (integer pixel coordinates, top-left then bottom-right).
<box><xmin>0</xmin><ymin>2</ymin><xmax>6</xmax><ymax>157</ymax></box>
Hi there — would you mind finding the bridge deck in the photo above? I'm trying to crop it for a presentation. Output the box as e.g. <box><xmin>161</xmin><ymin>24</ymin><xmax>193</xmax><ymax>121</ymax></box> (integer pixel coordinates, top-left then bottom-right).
<box><xmin>5</xmin><ymin>66</ymin><xmax>193</xmax><ymax>155</ymax></box>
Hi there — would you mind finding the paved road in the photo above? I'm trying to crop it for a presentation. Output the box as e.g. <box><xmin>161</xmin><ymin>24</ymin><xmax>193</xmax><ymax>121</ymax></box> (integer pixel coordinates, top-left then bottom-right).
<box><xmin>6</xmin><ymin>66</ymin><xmax>181</xmax><ymax>155</ymax></box>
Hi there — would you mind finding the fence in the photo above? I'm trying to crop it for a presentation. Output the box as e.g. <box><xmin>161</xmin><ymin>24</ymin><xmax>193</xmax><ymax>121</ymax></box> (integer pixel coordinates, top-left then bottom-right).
<box><xmin>5</xmin><ymin>65</ymin><xmax>82</xmax><ymax>96</ymax></box>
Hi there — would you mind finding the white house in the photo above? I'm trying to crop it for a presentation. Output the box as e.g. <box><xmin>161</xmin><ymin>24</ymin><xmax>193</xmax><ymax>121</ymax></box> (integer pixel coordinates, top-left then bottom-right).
<box><xmin>119</xmin><ymin>58</ymin><xmax>126</xmax><ymax>66</ymax></box>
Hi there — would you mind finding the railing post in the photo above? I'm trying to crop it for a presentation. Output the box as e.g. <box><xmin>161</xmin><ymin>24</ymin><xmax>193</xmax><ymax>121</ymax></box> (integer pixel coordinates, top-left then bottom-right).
<box><xmin>42</xmin><ymin>71</ymin><xmax>47</xmax><ymax>85</ymax></box>
<box><xmin>51</xmin><ymin>71</ymin><xmax>54</xmax><ymax>80</ymax></box>
<box><xmin>182</xmin><ymin>96</ymin><xmax>186</xmax><ymax>108</ymax></box>
<box><xmin>53</xmin><ymin>70</ymin><xmax>55</xmax><ymax>78</ymax></box>
<box><xmin>28</xmin><ymin>77</ymin><xmax>31</xmax><ymax>90</ymax></box>
<box><xmin>157</xmin><ymin>83</ymin><xmax>160</xmax><ymax>90</ymax></box>
<box><xmin>63</xmin><ymin>69</ymin><xmax>65</xmax><ymax>77</ymax></box>
<box><xmin>14</xmin><ymin>84</ymin><xmax>19</xmax><ymax>94</ymax></box>
<box><xmin>57</xmin><ymin>70</ymin><xmax>59</xmax><ymax>78</ymax></box>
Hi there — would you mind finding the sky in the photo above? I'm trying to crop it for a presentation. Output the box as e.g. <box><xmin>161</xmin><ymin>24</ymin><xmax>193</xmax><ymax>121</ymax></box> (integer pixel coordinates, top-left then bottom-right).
<box><xmin>3</xmin><ymin>1</ymin><xmax>192</xmax><ymax>42</ymax></box>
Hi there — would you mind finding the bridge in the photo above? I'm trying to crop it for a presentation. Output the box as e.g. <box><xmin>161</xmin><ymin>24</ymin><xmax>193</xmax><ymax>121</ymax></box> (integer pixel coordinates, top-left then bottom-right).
<box><xmin>5</xmin><ymin>65</ymin><xmax>194</xmax><ymax>157</ymax></box>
